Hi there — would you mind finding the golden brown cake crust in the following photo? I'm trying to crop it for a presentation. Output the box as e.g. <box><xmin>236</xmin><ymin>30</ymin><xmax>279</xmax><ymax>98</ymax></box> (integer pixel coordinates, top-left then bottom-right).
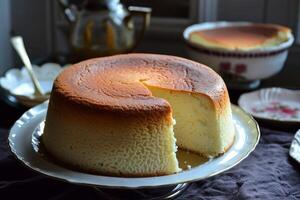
<box><xmin>190</xmin><ymin>24</ymin><xmax>291</xmax><ymax>49</ymax></box>
<box><xmin>52</xmin><ymin>53</ymin><xmax>228</xmax><ymax>115</ymax></box>
<box><xmin>40</xmin><ymin>139</ymin><xmax>172</xmax><ymax>177</ymax></box>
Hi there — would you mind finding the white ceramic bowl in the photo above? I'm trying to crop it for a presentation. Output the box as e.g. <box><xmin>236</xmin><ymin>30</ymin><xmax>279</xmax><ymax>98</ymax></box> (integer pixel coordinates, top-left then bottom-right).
<box><xmin>0</xmin><ymin>63</ymin><xmax>64</xmax><ymax>107</ymax></box>
<box><xmin>183</xmin><ymin>22</ymin><xmax>294</xmax><ymax>82</ymax></box>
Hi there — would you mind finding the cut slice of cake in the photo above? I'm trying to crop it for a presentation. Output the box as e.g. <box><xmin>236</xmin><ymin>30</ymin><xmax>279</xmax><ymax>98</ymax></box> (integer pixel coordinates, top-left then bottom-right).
<box><xmin>145</xmin><ymin>84</ymin><xmax>234</xmax><ymax>157</ymax></box>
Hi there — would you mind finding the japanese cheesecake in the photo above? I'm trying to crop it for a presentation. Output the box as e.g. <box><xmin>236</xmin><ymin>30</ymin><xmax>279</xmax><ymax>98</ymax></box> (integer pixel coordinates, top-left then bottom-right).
<box><xmin>42</xmin><ymin>54</ymin><xmax>235</xmax><ymax>177</ymax></box>
<box><xmin>189</xmin><ymin>23</ymin><xmax>291</xmax><ymax>51</ymax></box>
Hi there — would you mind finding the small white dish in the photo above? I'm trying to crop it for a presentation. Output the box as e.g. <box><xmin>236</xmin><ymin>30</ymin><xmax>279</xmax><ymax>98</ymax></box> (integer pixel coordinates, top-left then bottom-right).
<box><xmin>0</xmin><ymin>63</ymin><xmax>64</xmax><ymax>107</ymax></box>
<box><xmin>9</xmin><ymin>102</ymin><xmax>260</xmax><ymax>189</ymax></box>
<box><xmin>290</xmin><ymin>129</ymin><xmax>300</xmax><ymax>164</ymax></box>
<box><xmin>238</xmin><ymin>87</ymin><xmax>300</xmax><ymax>124</ymax></box>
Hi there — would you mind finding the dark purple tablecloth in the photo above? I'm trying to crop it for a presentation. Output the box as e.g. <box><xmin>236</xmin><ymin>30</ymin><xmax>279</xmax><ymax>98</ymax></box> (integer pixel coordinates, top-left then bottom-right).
<box><xmin>1</xmin><ymin>128</ymin><xmax>300</xmax><ymax>200</ymax></box>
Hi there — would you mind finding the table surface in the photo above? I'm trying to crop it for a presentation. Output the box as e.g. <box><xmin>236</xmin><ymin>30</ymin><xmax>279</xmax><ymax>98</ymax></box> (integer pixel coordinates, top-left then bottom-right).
<box><xmin>0</xmin><ymin>70</ymin><xmax>299</xmax><ymax>200</ymax></box>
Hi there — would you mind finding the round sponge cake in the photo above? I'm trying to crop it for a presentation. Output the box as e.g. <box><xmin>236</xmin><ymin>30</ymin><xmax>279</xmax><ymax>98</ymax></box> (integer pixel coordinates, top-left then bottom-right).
<box><xmin>42</xmin><ymin>54</ymin><xmax>235</xmax><ymax>177</ymax></box>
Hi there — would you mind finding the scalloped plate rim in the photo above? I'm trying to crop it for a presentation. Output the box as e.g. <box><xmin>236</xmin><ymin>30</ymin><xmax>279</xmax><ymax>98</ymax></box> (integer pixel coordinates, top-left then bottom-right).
<box><xmin>8</xmin><ymin>102</ymin><xmax>260</xmax><ymax>189</ymax></box>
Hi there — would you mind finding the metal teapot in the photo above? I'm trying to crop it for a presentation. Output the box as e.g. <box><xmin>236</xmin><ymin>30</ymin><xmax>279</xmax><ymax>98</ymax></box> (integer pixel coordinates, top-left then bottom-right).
<box><xmin>58</xmin><ymin>0</ymin><xmax>151</xmax><ymax>61</ymax></box>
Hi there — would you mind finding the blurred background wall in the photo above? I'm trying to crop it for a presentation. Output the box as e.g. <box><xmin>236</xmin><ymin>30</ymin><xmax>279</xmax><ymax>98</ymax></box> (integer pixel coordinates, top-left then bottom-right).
<box><xmin>0</xmin><ymin>0</ymin><xmax>12</xmax><ymax>74</ymax></box>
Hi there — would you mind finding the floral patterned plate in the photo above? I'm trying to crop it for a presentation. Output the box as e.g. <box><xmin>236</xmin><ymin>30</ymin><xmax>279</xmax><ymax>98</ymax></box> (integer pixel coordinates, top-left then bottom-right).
<box><xmin>238</xmin><ymin>88</ymin><xmax>300</xmax><ymax>124</ymax></box>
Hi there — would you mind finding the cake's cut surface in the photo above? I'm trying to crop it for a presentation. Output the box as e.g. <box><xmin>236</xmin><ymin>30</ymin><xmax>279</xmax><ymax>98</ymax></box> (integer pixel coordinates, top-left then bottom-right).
<box><xmin>189</xmin><ymin>24</ymin><xmax>291</xmax><ymax>51</ymax></box>
<box><xmin>42</xmin><ymin>53</ymin><xmax>235</xmax><ymax>177</ymax></box>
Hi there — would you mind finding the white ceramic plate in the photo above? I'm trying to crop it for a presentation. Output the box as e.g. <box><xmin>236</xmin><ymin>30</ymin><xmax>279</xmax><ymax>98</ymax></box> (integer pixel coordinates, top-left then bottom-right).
<box><xmin>238</xmin><ymin>87</ymin><xmax>300</xmax><ymax>124</ymax></box>
<box><xmin>9</xmin><ymin>102</ymin><xmax>260</xmax><ymax>189</ymax></box>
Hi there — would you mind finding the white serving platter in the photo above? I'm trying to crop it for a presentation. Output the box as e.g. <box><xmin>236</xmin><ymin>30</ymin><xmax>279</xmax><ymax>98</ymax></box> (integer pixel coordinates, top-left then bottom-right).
<box><xmin>9</xmin><ymin>102</ymin><xmax>260</xmax><ymax>189</ymax></box>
